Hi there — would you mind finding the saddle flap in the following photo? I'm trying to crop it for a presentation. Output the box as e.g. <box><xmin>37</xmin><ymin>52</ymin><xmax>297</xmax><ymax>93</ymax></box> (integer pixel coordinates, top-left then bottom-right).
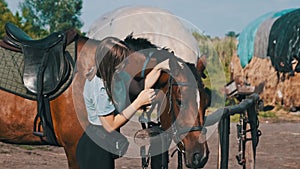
<box><xmin>23</xmin><ymin>38</ymin><xmax>68</xmax><ymax>95</ymax></box>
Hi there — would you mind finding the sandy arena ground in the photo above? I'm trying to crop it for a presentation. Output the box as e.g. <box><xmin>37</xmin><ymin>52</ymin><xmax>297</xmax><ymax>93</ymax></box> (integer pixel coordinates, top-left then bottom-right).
<box><xmin>0</xmin><ymin>119</ymin><xmax>299</xmax><ymax>169</ymax></box>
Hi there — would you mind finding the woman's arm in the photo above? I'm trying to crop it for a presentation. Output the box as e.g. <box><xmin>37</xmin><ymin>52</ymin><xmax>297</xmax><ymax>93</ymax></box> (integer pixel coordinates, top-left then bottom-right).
<box><xmin>144</xmin><ymin>59</ymin><xmax>170</xmax><ymax>89</ymax></box>
<box><xmin>126</xmin><ymin>58</ymin><xmax>170</xmax><ymax>94</ymax></box>
<box><xmin>99</xmin><ymin>88</ymin><xmax>155</xmax><ymax>132</ymax></box>
<box><xmin>144</xmin><ymin>67</ymin><xmax>162</xmax><ymax>89</ymax></box>
<box><xmin>99</xmin><ymin>59</ymin><xmax>169</xmax><ymax>132</ymax></box>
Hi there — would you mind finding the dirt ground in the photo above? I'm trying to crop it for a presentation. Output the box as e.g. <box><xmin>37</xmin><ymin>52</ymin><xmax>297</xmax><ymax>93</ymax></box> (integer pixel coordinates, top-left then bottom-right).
<box><xmin>0</xmin><ymin>115</ymin><xmax>300</xmax><ymax>169</ymax></box>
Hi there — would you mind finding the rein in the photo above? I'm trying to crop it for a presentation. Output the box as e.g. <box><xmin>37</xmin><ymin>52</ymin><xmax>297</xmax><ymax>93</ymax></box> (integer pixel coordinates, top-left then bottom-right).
<box><xmin>140</xmin><ymin>50</ymin><xmax>155</xmax><ymax>78</ymax></box>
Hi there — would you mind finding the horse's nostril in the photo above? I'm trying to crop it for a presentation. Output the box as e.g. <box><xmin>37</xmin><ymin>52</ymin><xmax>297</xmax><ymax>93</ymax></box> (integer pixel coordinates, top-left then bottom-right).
<box><xmin>193</xmin><ymin>153</ymin><xmax>201</xmax><ymax>165</ymax></box>
<box><xmin>189</xmin><ymin>150</ymin><xmax>209</xmax><ymax>168</ymax></box>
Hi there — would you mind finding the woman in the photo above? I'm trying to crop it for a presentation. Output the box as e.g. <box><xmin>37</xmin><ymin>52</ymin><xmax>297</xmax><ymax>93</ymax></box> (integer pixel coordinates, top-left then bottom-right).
<box><xmin>76</xmin><ymin>37</ymin><xmax>168</xmax><ymax>169</ymax></box>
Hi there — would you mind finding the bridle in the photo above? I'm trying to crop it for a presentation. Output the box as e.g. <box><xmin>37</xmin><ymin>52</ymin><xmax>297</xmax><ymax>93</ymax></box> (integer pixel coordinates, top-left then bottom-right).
<box><xmin>137</xmin><ymin>49</ymin><xmax>207</xmax><ymax>154</ymax></box>
<box><xmin>135</xmin><ymin>50</ymin><xmax>208</xmax><ymax>169</ymax></box>
<box><xmin>167</xmin><ymin>72</ymin><xmax>207</xmax><ymax>154</ymax></box>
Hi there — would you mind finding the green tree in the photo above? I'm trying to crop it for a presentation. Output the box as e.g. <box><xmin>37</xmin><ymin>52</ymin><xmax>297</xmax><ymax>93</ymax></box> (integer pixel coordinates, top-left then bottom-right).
<box><xmin>20</xmin><ymin>0</ymin><xmax>83</xmax><ymax>36</ymax></box>
<box><xmin>225</xmin><ymin>31</ymin><xmax>238</xmax><ymax>38</ymax></box>
<box><xmin>0</xmin><ymin>0</ymin><xmax>22</xmax><ymax>38</ymax></box>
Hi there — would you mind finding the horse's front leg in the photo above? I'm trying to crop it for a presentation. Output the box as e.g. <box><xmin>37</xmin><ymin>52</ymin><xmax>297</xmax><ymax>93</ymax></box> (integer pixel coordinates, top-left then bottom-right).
<box><xmin>149</xmin><ymin>131</ymin><xmax>172</xmax><ymax>169</ymax></box>
<box><xmin>51</xmin><ymin>88</ymin><xmax>86</xmax><ymax>169</ymax></box>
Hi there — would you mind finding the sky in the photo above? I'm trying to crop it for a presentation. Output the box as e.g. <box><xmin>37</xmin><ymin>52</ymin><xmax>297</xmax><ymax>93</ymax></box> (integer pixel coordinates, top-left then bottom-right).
<box><xmin>6</xmin><ymin>0</ymin><xmax>300</xmax><ymax>37</ymax></box>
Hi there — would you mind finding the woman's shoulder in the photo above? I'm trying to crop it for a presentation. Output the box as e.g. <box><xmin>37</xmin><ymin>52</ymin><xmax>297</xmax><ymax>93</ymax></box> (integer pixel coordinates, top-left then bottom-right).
<box><xmin>85</xmin><ymin>76</ymin><xmax>105</xmax><ymax>88</ymax></box>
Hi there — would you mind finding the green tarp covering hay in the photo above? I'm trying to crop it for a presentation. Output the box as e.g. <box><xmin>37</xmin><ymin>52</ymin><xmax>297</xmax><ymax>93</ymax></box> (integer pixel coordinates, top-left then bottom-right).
<box><xmin>237</xmin><ymin>11</ymin><xmax>275</xmax><ymax>68</ymax></box>
<box><xmin>237</xmin><ymin>8</ymin><xmax>297</xmax><ymax>68</ymax></box>
<box><xmin>232</xmin><ymin>8</ymin><xmax>300</xmax><ymax>109</ymax></box>
<box><xmin>254</xmin><ymin>8</ymin><xmax>297</xmax><ymax>59</ymax></box>
<box><xmin>268</xmin><ymin>9</ymin><xmax>300</xmax><ymax>73</ymax></box>
<box><xmin>253</xmin><ymin>17</ymin><xmax>278</xmax><ymax>59</ymax></box>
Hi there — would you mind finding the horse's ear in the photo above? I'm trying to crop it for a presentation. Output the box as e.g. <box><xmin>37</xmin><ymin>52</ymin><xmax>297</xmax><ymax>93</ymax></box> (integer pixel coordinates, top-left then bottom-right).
<box><xmin>197</xmin><ymin>55</ymin><xmax>207</xmax><ymax>79</ymax></box>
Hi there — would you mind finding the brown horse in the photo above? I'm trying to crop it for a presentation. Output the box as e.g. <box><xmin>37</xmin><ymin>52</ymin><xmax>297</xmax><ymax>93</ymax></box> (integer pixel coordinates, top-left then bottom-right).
<box><xmin>0</xmin><ymin>31</ymin><xmax>97</xmax><ymax>168</ymax></box>
<box><xmin>0</xmin><ymin>27</ymin><xmax>209</xmax><ymax>169</ymax></box>
<box><xmin>116</xmin><ymin>36</ymin><xmax>210</xmax><ymax>168</ymax></box>
<box><xmin>146</xmin><ymin>60</ymin><xmax>210</xmax><ymax>168</ymax></box>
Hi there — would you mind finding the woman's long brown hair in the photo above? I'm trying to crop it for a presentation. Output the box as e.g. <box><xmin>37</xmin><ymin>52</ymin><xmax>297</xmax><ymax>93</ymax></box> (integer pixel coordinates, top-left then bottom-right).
<box><xmin>95</xmin><ymin>37</ymin><xmax>132</xmax><ymax>101</ymax></box>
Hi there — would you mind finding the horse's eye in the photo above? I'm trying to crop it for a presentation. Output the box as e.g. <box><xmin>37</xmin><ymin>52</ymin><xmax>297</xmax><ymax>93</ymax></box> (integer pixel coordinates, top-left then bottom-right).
<box><xmin>176</xmin><ymin>99</ymin><xmax>181</xmax><ymax>105</ymax></box>
<box><xmin>176</xmin><ymin>99</ymin><xmax>185</xmax><ymax>108</ymax></box>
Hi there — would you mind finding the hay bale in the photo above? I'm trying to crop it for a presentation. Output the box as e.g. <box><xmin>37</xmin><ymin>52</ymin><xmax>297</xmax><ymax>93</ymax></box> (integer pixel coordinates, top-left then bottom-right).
<box><xmin>231</xmin><ymin>54</ymin><xmax>300</xmax><ymax>108</ymax></box>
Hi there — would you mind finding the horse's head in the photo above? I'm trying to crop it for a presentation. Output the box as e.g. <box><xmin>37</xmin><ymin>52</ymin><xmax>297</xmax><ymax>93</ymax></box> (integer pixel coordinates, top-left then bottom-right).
<box><xmin>121</xmin><ymin>35</ymin><xmax>210</xmax><ymax>168</ymax></box>
<box><xmin>158</xmin><ymin>56</ymin><xmax>209</xmax><ymax>168</ymax></box>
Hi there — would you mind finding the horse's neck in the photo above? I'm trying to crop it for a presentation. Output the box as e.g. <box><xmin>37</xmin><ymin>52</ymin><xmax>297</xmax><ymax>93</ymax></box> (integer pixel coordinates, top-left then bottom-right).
<box><xmin>77</xmin><ymin>37</ymin><xmax>99</xmax><ymax>55</ymax></box>
<box><xmin>76</xmin><ymin>37</ymin><xmax>100</xmax><ymax>78</ymax></box>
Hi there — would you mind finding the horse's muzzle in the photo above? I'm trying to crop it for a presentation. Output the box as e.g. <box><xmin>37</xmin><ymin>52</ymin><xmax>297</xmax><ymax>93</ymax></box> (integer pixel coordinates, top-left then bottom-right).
<box><xmin>185</xmin><ymin>145</ymin><xmax>209</xmax><ymax>168</ymax></box>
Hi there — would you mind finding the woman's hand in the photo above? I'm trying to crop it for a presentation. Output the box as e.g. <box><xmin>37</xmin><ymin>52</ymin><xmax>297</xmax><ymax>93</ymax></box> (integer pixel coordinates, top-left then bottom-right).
<box><xmin>100</xmin><ymin>88</ymin><xmax>155</xmax><ymax>131</ymax></box>
<box><xmin>132</xmin><ymin>88</ymin><xmax>156</xmax><ymax>109</ymax></box>
<box><xmin>155</xmin><ymin>59</ymin><xmax>170</xmax><ymax>71</ymax></box>
<box><xmin>144</xmin><ymin>59</ymin><xmax>170</xmax><ymax>89</ymax></box>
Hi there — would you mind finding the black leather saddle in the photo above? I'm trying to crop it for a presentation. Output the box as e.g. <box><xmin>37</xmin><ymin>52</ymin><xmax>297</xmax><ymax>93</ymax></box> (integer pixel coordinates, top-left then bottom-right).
<box><xmin>5</xmin><ymin>23</ymin><xmax>64</xmax><ymax>50</ymax></box>
<box><xmin>3</xmin><ymin>22</ymin><xmax>71</xmax><ymax>95</ymax></box>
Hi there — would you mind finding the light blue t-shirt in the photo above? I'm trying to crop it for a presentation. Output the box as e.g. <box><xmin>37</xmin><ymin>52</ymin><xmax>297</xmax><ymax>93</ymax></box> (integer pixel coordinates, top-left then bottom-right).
<box><xmin>111</xmin><ymin>70</ymin><xmax>131</xmax><ymax>112</ymax></box>
<box><xmin>83</xmin><ymin>76</ymin><xmax>115</xmax><ymax>125</ymax></box>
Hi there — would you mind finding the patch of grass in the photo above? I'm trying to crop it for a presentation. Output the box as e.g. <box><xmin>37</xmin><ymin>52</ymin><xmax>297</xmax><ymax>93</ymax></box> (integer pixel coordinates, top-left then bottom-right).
<box><xmin>258</xmin><ymin>111</ymin><xmax>277</xmax><ymax>118</ymax></box>
<box><xmin>229</xmin><ymin>111</ymin><xmax>278</xmax><ymax>123</ymax></box>
<box><xmin>17</xmin><ymin>145</ymin><xmax>53</xmax><ymax>151</ymax></box>
<box><xmin>17</xmin><ymin>145</ymin><xmax>34</xmax><ymax>150</ymax></box>
<box><xmin>230</xmin><ymin>114</ymin><xmax>240</xmax><ymax>122</ymax></box>
<box><xmin>35</xmin><ymin>146</ymin><xmax>53</xmax><ymax>151</ymax></box>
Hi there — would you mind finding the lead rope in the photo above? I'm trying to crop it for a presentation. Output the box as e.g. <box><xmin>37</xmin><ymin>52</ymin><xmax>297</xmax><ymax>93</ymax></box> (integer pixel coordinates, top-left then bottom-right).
<box><xmin>178</xmin><ymin>152</ymin><xmax>183</xmax><ymax>169</ymax></box>
<box><xmin>139</xmin><ymin>109</ymin><xmax>150</xmax><ymax>169</ymax></box>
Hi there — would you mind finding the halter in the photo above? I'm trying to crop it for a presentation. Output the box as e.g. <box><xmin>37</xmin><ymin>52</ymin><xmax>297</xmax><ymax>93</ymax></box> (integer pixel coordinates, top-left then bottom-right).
<box><xmin>167</xmin><ymin>74</ymin><xmax>207</xmax><ymax>154</ymax></box>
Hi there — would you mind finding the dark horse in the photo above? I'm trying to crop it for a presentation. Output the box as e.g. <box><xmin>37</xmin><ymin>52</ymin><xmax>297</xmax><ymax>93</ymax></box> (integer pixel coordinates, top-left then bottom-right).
<box><xmin>0</xmin><ymin>23</ymin><xmax>209</xmax><ymax>168</ymax></box>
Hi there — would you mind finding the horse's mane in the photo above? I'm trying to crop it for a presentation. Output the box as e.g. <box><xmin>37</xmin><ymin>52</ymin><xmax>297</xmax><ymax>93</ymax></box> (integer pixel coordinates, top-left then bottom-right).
<box><xmin>124</xmin><ymin>33</ymin><xmax>171</xmax><ymax>52</ymax></box>
<box><xmin>124</xmin><ymin>33</ymin><xmax>158</xmax><ymax>51</ymax></box>
<box><xmin>186</xmin><ymin>63</ymin><xmax>204</xmax><ymax>89</ymax></box>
